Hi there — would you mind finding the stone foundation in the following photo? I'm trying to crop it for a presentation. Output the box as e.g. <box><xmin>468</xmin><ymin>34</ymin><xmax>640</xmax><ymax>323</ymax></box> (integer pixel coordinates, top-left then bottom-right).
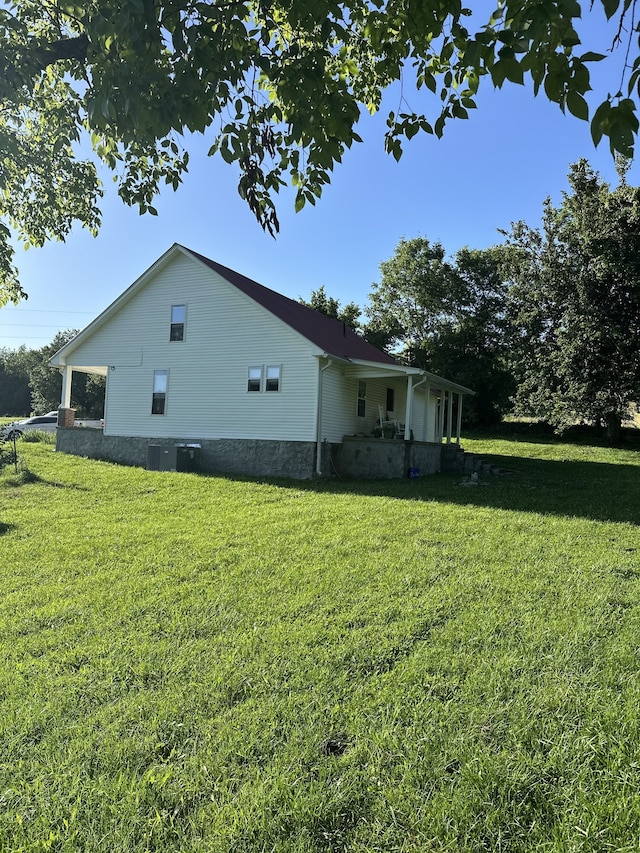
<box><xmin>55</xmin><ymin>429</ymin><xmax>466</xmax><ymax>480</ymax></box>
<box><xmin>55</xmin><ymin>428</ymin><xmax>318</xmax><ymax>479</ymax></box>
<box><xmin>335</xmin><ymin>436</ymin><xmax>443</xmax><ymax>479</ymax></box>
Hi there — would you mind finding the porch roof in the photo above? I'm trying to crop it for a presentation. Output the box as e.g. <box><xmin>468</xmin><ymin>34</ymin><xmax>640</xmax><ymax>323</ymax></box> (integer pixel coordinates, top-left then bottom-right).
<box><xmin>319</xmin><ymin>356</ymin><xmax>475</xmax><ymax>396</ymax></box>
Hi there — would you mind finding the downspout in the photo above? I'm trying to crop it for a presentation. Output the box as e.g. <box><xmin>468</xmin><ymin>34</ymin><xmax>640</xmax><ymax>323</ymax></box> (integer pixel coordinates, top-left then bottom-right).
<box><xmin>316</xmin><ymin>357</ymin><xmax>333</xmax><ymax>475</ymax></box>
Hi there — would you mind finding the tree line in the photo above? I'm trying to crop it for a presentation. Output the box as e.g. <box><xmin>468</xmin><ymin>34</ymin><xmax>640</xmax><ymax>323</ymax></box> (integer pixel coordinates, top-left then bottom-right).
<box><xmin>0</xmin><ymin>330</ymin><xmax>105</xmax><ymax>418</ymax></box>
<box><xmin>304</xmin><ymin>160</ymin><xmax>640</xmax><ymax>441</ymax></box>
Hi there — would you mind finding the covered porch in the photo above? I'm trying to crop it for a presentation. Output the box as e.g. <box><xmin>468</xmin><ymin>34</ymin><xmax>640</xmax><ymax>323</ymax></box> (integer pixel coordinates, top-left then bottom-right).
<box><xmin>343</xmin><ymin>360</ymin><xmax>474</xmax><ymax>445</ymax></box>
<box><xmin>55</xmin><ymin>363</ymin><xmax>107</xmax><ymax>427</ymax></box>
<box><xmin>315</xmin><ymin>358</ymin><xmax>474</xmax><ymax>478</ymax></box>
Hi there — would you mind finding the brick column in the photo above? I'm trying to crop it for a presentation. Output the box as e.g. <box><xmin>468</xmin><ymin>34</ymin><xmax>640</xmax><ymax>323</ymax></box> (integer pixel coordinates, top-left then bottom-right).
<box><xmin>57</xmin><ymin>407</ymin><xmax>75</xmax><ymax>428</ymax></box>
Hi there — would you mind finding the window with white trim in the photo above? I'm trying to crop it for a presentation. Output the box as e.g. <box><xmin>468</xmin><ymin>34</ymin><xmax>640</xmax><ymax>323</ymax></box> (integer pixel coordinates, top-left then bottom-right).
<box><xmin>265</xmin><ymin>365</ymin><xmax>281</xmax><ymax>392</ymax></box>
<box><xmin>152</xmin><ymin>370</ymin><xmax>168</xmax><ymax>414</ymax></box>
<box><xmin>247</xmin><ymin>366</ymin><xmax>262</xmax><ymax>392</ymax></box>
<box><xmin>386</xmin><ymin>387</ymin><xmax>395</xmax><ymax>413</ymax></box>
<box><xmin>357</xmin><ymin>380</ymin><xmax>366</xmax><ymax>417</ymax></box>
<box><xmin>170</xmin><ymin>304</ymin><xmax>186</xmax><ymax>341</ymax></box>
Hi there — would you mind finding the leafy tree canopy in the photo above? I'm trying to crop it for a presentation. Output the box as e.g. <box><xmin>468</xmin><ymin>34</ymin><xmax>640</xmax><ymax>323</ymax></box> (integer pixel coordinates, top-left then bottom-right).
<box><xmin>1</xmin><ymin>330</ymin><xmax>105</xmax><ymax>416</ymax></box>
<box><xmin>2</xmin><ymin>0</ymin><xmax>639</xmax><ymax>304</ymax></box>
<box><xmin>366</xmin><ymin>237</ymin><xmax>513</xmax><ymax>424</ymax></box>
<box><xmin>504</xmin><ymin>159</ymin><xmax>640</xmax><ymax>440</ymax></box>
<box><xmin>299</xmin><ymin>285</ymin><xmax>361</xmax><ymax>329</ymax></box>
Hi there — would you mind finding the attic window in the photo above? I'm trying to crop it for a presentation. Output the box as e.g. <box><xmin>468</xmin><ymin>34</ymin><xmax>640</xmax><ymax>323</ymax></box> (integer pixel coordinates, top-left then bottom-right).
<box><xmin>170</xmin><ymin>305</ymin><xmax>186</xmax><ymax>341</ymax></box>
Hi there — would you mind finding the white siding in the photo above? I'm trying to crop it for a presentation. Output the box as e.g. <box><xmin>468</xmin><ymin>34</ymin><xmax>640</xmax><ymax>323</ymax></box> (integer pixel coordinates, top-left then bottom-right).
<box><xmin>318</xmin><ymin>362</ymin><xmax>355</xmax><ymax>441</ymax></box>
<box><xmin>64</xmin><ymin>253</ymin><xmax>320</xmax><ymax>441</ymax></box>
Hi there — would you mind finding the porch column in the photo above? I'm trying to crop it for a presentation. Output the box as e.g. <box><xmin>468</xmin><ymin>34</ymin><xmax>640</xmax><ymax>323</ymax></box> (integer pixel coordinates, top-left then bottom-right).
<box><xmin>60</xmin><ymin>365</ymin><xmax>72</xmax><ymax>408</ymax></box>
<box><xmin>423</xmin><ymin>383</ymin><xmax>431</xmax><ymax>441</ymax></box>
<box><xmin>456</xmin><ymin>393</ymin><xmax>464</xmax><ymax>444</ymax></box>
<box><xmin>446</xmin><ymin>388</ymin><xmax>454</xmax><ymax>444</ymax></box>
<box><xmin>437</xmin><ymin>391</ymin><xmax>445</xmax><ymax>443</ymax></box>
<box><xmin>403</xmin><ymin>375</ymin><xmax>413</xmax><ymax>440</ymax></box>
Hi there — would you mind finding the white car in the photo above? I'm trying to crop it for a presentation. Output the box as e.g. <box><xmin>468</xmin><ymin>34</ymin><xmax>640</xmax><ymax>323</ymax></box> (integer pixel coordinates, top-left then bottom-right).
<box><xmin>1</xmin><ymin>412</ymin><xmax>59</xmax><ymax>440</ymax></box>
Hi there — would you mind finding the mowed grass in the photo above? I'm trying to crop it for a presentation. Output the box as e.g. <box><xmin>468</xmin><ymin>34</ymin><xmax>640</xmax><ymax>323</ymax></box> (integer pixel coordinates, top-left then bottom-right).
<box><xmin>1</xmin><ymin>436</ymin><xmax>640</xmax><ymax>852</ymax></box>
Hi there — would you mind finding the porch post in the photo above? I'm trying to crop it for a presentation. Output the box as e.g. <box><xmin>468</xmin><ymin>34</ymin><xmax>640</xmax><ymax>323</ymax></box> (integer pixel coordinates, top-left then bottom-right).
<box><xmin>456</xmin><ymin>393</ymin><xmax>463</xmax><ymax>444</ymax></box>
<box><xmin>437</xmin><ymin>391</ymin><xmax>445</xmax><ymax>443</ymax></box>
<box><xmin>403</xmin><ymin>375</ymin><xmax>413</xmax><ymax>440</ymax></box>
<box><xmin>60</xmin><ymin>365</ymin><xmax>72</xmax><ymax>408</ymax></box>
<box><xmin>423</xmin><ymin>383</ymin><xmax>431</xmax><ymax>441</ymax></box>
<box><xmin>446</xmin><ymin>388</ymin><xmax>453</xmax><ymax>444</ymax></box>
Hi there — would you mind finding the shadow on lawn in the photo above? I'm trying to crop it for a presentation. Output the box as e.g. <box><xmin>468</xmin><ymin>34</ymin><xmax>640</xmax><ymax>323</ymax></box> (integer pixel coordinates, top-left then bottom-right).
<box><xmin>1</xmin><ymin>471</ymin><xmax>90</xmax><ymax>490</ymax></box>
<box><xmin>288</xmin><ymin>453</ymin><xmax>640</xmax><ymax>526</ymax></box>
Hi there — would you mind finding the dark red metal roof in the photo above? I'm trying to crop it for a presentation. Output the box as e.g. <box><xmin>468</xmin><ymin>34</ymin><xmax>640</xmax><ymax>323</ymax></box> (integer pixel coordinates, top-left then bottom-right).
<box><xmin>184</xmin><ymin>247</ymin><xmax>397</xmax><ymax>365</ymax></box>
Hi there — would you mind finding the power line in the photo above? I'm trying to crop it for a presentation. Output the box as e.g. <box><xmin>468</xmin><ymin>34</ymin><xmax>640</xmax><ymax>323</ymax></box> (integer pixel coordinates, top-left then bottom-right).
<box><xmin>0</xmin><ymin>308</ymin><xmax>97</xmax><ymax>315</ymax></box>
<box><xmin>1</xmin><ymin>336</ymin><xmax>63</xmax><ymax>341</ymax></box>
<box><xmin>0</xmin><ymin>323</ymin><xmax>81</xmax><ymax>328</ymax></box>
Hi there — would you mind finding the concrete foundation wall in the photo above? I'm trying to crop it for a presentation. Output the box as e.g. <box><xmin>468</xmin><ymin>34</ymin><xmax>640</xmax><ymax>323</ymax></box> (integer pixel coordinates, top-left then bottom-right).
<box><xmin>55</xmin><ymin>427</ymin><xmax>318</xmax><ymax>479</ymax></box>
<box><xmin>408</xmin><ymin>441</ymin><xmax>444</xmax><ymax>476</ymax></box>
<box><xmin>336</xmin><ymin>437</ymin><xmax>443</xmax><ymax>479</ymax></box>
<box><xmin>56</xmin><ymin>428</ymin><xmax>454</xmax><ymax>480</ymax></box>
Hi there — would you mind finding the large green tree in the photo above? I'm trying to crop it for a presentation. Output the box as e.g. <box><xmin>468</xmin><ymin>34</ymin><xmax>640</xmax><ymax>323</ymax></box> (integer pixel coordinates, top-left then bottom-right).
<box><xmin>504</xmin><ymin>159</ymin><xmax>640</xmax><ymax>441</ymax></box>
<box><xmin>2</xmin><ymin>0</ymin><xmax>640</xmax><ymax>304</ymax></box>
<box><xmin>26</xmin><ymin>330</ymin><xmax>106</xmax><ymax>416</ymax></box>
<box><xmin>299</xmin><ymin>285</ymin><xmax>361</xmax><ymax>329</ymax></box>
<box><xmin>0</xmin><ymin>332</ymin><xmax>106</xmax><ymax>416</ymax></box>
<box><xmin>0</xmin><ymin>345</ymin><xmax>34</xmax><ymax>415</ymax></box>
<box><xmin>366</xmin><ymin>237</ymin><xmax>512</xmax><ymax>424</ymax></box>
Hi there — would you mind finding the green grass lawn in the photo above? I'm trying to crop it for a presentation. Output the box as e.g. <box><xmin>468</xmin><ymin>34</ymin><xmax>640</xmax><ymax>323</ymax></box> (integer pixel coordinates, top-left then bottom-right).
<box><xmin>1</xmin><ymin>435</ymin><xmax>640</xmax><ymax>852</ymax></box>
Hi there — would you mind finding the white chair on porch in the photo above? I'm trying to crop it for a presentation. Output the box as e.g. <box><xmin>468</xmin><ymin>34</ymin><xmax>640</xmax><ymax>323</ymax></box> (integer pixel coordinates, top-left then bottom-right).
<box><xmin>378</xmin><ymin>404</ymin><xmax>399</xmax><ymax>438</ymax></box>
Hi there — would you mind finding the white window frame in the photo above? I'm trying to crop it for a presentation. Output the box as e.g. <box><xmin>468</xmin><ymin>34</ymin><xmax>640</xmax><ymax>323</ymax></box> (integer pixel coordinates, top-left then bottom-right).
<box><xmin>265</xmin><ymin>364</ymin><xmax>281</xmax><ymax>392</ymax></box>
<box><xmin>152</xmin><ymin>369</ymin><xmax>169</xmax><ymax>415</ymax></box>
<box><xmin>247</xmin><ymin>366</ymin><xmax>262</xmax><ymax>392</ymax></box>
<box><xmin>170</xmin><ymin>304</ymin><xmax>186</xmax><ymax>342</ymax></box>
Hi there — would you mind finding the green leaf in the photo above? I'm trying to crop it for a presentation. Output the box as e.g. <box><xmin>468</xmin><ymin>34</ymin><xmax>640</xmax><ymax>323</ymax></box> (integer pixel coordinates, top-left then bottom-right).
<box><xmin>567</xmin><ymin>91</ymin><xmax>589</xmax><ymax>121</ymax></box>
<box><xmin>219</xmin><ymin>143</ymin><xmax>235</xmax><ymax>164</ymax></box>
<box><xmin>602</xmin><ymin>0</ymin><xmax>621</xmax><ymax>18</ymax></box>
<box><xmin>591</xmin><ymin>99</ymin><xmax>612</xmax><ymax>146</ymax></box>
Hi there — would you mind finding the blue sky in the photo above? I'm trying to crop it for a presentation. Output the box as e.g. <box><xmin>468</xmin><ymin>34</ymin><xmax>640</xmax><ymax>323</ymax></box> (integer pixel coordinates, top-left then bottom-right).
<box><xmin>1</xmin><ymin>4</ymin><xmax>637</xmax><ymax>350</ymax></box>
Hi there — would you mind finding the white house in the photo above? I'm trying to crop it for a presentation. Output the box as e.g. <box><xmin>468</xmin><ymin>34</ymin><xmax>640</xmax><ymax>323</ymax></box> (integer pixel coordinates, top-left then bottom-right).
<box><xmin>49</xmin><ymin>244</ymin><xmax>473</xmax><ymax>478</ymax></box>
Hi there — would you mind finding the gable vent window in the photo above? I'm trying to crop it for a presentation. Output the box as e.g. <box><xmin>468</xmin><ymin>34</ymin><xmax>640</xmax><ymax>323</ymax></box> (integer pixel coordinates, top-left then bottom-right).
<box><xmin>170</xmin><ymin>304</ymin><xmax>186</xmax><ymax>341</ymax></box>
<box><xmin>247</xmin><ymin>366</ymin><xmax>262</xmax><ymax>392</ymax></box>
<box><xmin>152</xmin><ymin>370</ymin><xmax>168</xmax><ymax>414</ymax></box>
<box><xmin>265</xmin><ymin>365</ymin><xmax>281</xmax><ymax>392</ymax></box>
